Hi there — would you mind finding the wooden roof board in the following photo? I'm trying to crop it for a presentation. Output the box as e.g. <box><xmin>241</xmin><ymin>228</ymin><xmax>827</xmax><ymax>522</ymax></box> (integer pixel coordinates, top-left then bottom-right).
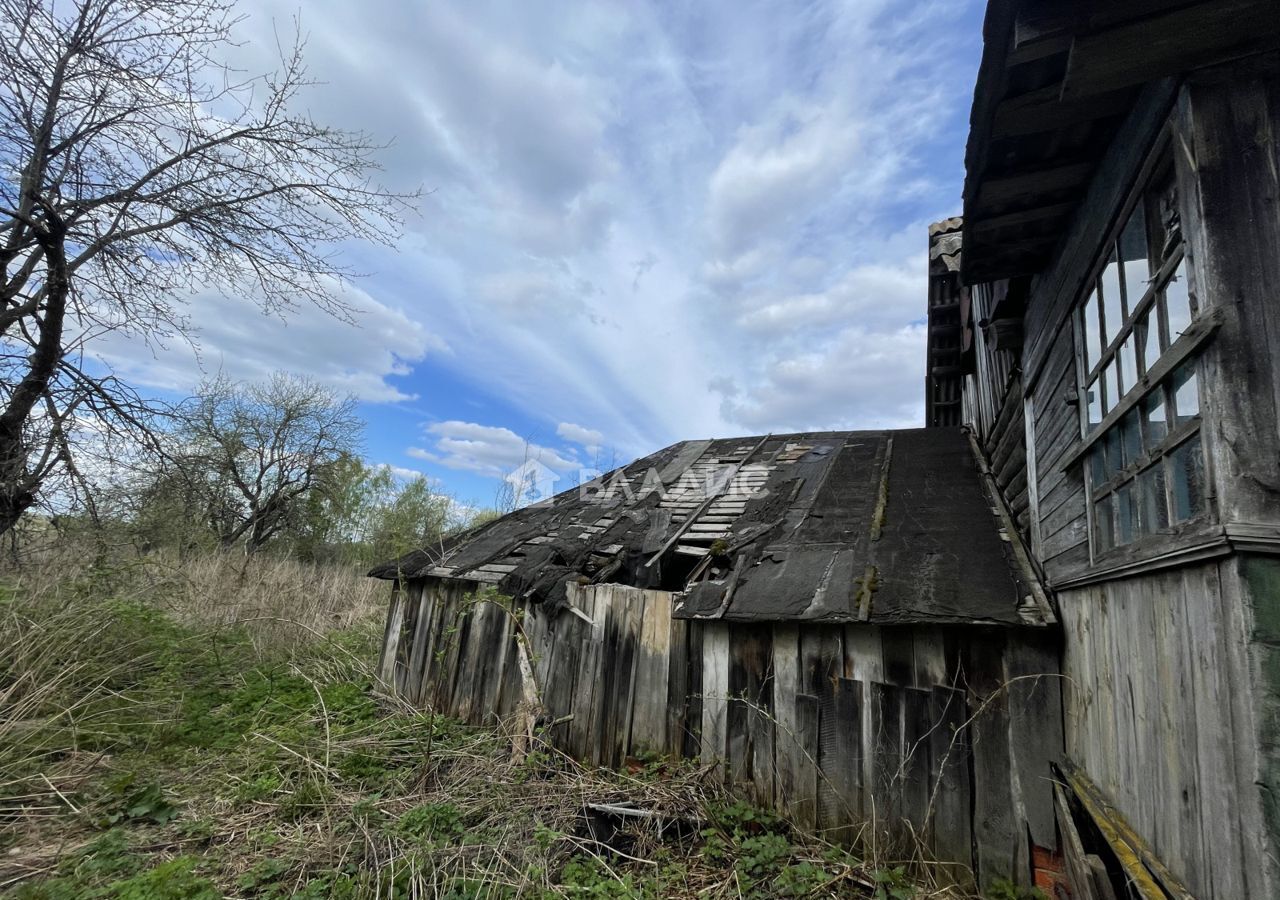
<box><xmin>700</xmin><ymin>429</ymin><xmax>1027</xmax><ymax>626</ymax></box>
<box><xmin>371</xmin><ymin>428</ymin><xmax>1034</xmax><ymax>628</ymax></box>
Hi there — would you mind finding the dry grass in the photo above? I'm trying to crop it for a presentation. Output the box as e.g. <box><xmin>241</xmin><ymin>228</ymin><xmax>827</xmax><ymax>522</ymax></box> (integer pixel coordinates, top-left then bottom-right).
<box><xmin>0</xmin><ymin>544</ymin><xmax>994</xmax><ymax>899</ymax></box>
<box><xmin>3</xmin><ymin>541</ymin><xmax>383</xmax><ymax>652</ymax></box>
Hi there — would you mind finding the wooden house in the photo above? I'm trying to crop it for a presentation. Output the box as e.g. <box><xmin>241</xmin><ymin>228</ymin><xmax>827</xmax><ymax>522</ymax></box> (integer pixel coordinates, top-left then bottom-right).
<box><xmin>373</xmin><ymin>429</ymin><xmax>1062</xmax><ymax>887</ymax></box>
<box><xmin>374</xmin><ymin>2</ymin><xmax>1280</xmax><ymax>895</ymax></box>
<box><xmin>937</xmin><ymin>1</ymin><xmax>1280</xmax><ymax>896</ymax></box>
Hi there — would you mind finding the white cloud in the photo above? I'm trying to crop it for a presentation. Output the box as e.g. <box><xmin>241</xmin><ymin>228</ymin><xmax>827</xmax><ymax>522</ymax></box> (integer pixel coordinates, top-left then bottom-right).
<box><xmin>379</xmin><ymin>464</ymin><xmax>427</xmax><ymax>481</ymax></box>
<box><xmin>556</xmin><ymin>422</ymin><xmax>605</xmax><ymax>448</ymax></box>
<box><xmin>413</xmin><ymin>420</ymin><xmax>580</xmax><ymax>478</ymax></box>
<box><xmin>202</xmin><ymin>0</ymin><xmax>982</xmax><ymax>479</ymax></box>
<box><xmin>707</xmin><ymin>99</ymin><xmax>862</xmax><ymax>267</ymax></box>
<box><xmin>715</xmin><ymin>324</ymin><xmax>927</xmax><ymax>433</ymax></box>
<box><xmin>475</xmin><ymin>269</ymin><xmax>595</xmax><ymax>320</ymax></box>
<box><xmin>734</xmin><ymin>258</ymin><xmax>925</xmax><ymax>335</ymax></box>
<box><xmin>88</xmin><ymin>278</ymin><xmax>439</xmax><ymax>403</ymax></box>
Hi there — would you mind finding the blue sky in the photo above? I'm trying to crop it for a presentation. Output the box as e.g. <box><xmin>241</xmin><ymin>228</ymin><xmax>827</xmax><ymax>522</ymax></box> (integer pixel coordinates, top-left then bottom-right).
<box><xmin>95</xmin><ymin>0</ymin><xmax>985</xmax><ymax>509</ymax></box>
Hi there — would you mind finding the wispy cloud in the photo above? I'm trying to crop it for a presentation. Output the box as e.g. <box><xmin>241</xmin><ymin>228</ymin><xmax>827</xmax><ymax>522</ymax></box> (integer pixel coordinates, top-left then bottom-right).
<box><xmin>411</xmin><ymin>420</ymin><xmax>580</xmax><ymax>478</ymax></box>
<box><xmin>100</xmin><ymin>1</ymin><xmax>983</xmax><ymax>497</ymax></box>
<box><xmin>88</xmin><ymin>276</ymin><xmax>441</xmax><ymax>403</ymax></box>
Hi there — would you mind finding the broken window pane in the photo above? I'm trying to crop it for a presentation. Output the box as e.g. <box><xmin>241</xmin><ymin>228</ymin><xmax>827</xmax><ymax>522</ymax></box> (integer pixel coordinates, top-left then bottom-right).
<box><xmin>1165</xmin><ymin>260</ymin><xmax>1192</xmax><ymax>342</ymax></box>
<box><xmin>1151</xmin><ymin>175</ymin><xmax>1180</xmax><ymax>264</ymax></box>
<box><xmin>1117</xmin><ymin>334</ymin><xmax>1138</xmax><ymax>399</ymax></box>
<box><xmin>1172</xmin><ymin>363</ymin><xmax>1200</xmax><ymax>425</ymax></box>
<box><xmin>1103</xmin><ymin>428</ymin><xmax>1124</xmax><ymax>480</ymax></box>
<box><xmin>1116</xmin><ymin>482</ymin><xmax>1136</xmax><ymax>545</ymax></box>
<box><xmin>1169</xmin><ymin>438</ymin><xmax>1205</xmax><ymax>522</ymax></box>
<box><xmin>1090</xmin><ymin>445</ymin><xmax>1107</xmax><ymax>489</ymax></box>
<box><xmin>1120</xmin><ymin>408</ymin><xmax>1142</xmax><ymax>465</ymax></box>
<box><xmin>1119</xmin><ymin>204</ymin><xmax>1150</xmax><ymax>306</ymax></box>
<box><xmin>1086</xmin><ymin>378</ymin><xmax>1103</xmax><ymax>433</ymax></box>
<box><xmin>1100</xmin><ymin>248</ymin><xmax>1124</xmax><ymax>345</ymax></box>
<box><xmin>1142</xmin><ymin>388</ymin><xmax>1168</xmax><ymax>447</ymax></box>
<box><xmin>1095</xmin><ymin>495</ymin><xmax>1115</xmax><ymax>552</ymax></box>
<box><xmin>1138</xmin><ymin>465</ymin><xmax>1169</xmax><ymax>534</ymax></box>
<box><xmin>1138</xmin><ymin>308</ymin><xmax>1159</xmax><ymax>376</ymax></box>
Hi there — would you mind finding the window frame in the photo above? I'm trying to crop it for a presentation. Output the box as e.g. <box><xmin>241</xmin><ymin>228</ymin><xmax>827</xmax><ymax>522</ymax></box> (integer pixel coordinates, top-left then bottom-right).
<box><xmin>1073</xmin><ymin>147</ymin><xmax>1213</xmax><ymax>560</ymax></box>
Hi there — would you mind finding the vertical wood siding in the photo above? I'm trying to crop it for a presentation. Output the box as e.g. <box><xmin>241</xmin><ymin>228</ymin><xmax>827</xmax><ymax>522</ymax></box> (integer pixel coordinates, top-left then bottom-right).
<box><xmin>1059</xmin><ymin>558</ymin><xmax>1271</xmax><ymax>898</ymax></box>
<box><xmin>381</xmin><ymin>577</ymin><xmax>1063</xmax><ymax>888</ymax></box>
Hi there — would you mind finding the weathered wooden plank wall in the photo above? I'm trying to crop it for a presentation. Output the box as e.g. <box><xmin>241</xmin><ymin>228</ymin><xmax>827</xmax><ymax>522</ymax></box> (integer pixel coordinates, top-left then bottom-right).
<box><xmin>690</xmin><ymin>619</ymin><xmax>1060</xmax><ymax>888</ymax></box>
<box><xmin>1175</xmin><ymin>65</ymin><xmax>1280</xmax><ymax>897</ymax></box>
<box><xmin>382</xmin><ymin>580</ymin><xmax>686</xmax><ymax>769</ymax></box>
<box><xmin>1058</xmin><ymin>559</ymin><xmax>1267</xmax><ymax>898</ymax></box>
<box><xmin>1014</xmin><ymin>62</ymin><xmax>1280</xmax><ymax>900</ymax></box>
<box><xmin>382</xmin><ymin>577</ymin><xmax>1062</xmax><ymax>887</ymax></box>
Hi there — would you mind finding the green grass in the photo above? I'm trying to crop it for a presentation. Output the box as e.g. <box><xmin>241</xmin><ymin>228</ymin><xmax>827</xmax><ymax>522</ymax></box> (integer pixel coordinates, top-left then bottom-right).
<box><xmin>0</xmin><ymin>556</ymin><xmax>1004</xmax><ymax>899</ymax></box>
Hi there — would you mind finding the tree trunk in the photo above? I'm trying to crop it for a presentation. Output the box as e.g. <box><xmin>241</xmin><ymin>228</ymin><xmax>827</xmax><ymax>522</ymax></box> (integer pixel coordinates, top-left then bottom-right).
<box><xmin>0</xmin><ymin>492</ymin><xmax>33</xmax><ymax>536</ymax></box>
<box><xmin>0</xmin><ymin>220</ymin><xmax>68</xmax><ymax>537</ymax></box>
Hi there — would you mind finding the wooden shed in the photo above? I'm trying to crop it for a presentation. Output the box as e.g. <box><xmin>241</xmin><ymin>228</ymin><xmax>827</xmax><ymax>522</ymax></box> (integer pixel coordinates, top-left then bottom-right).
<box><xmin>374</xmin><ymin>428</ymin><xmax>1062</xmax><ymax>887</ymax></box>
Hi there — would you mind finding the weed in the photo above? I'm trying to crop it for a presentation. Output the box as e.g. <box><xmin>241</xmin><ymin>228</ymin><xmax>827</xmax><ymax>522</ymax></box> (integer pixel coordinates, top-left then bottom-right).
<box><xmin>395</xmin><ymin>800</ymin><xmax>467</xmax><ymax>844</ymax></box>
<box><xmin>986</xmin><ymin>879</ymin><xmax>1049</xmax><ymax>900</ymax></box>
<box><xmin>559</xmin><ymin>855</ymin><xmax>642</xmax><ymax>898</ymax></box>
<box><xmin>873</xmin><ymin>865</ymin><xmax>917</xmax><ymax>900</ymax></box>
<box><xmin>88</xmin><ymin>773</ymin><xmax>180</xmax><ymax>828</ymax></box>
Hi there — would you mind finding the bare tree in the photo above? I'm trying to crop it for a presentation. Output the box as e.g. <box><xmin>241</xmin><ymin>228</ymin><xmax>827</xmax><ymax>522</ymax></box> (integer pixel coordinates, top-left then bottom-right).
<box><xmin>176</xmin><ymin>373</ymin><xmax>361</xmax><ymax>553</ymax></box>
<box><xmin>0</xmin><ymin>0</ymin><xmax>409</xmax><ymax>534</ymax></box>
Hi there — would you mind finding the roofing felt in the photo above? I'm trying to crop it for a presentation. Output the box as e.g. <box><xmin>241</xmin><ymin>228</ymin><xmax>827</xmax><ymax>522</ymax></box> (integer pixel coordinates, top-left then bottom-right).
<box><xmin>371</xmin><ymin>427</ymin><xmax>1046</xmax><ymax>627</ymax></box>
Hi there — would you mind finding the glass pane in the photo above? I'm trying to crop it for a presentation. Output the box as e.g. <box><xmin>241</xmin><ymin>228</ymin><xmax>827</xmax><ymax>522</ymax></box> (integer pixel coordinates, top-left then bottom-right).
<box><xmin>1120</xmin><ymin>408</ymin><xmax>1142</xmax><ymax>465</ymax></box>
<box><xmin>1169</xmin><ymin>437</ymin><xmax>1206</xmax><ymax>522</ymax></box>
<box><xmin>1086</xmin><ymin>378</ymin><xmax>1103</xmax><ymax>433</ymax></box>
<box><xmin>1165</xmin><ymin>260</ymin><xmax>1192</xmax><ymax>342</ymax></box>
<box><xmin>1117</xmin><ymin>334</ymin><xmax>1138</xmax><ymax>399</ymax></box>
<box><xmin>1082</xmin><ymin>289</ymin><xmax>1101</xmax><ymax>372</ymax></box>
<box><xmin>1100</xmin><ymin>248</ymin><xmax>1124</xmax><ymax>344</ymax></box>
<box><xmin>1116</xmin><ymin>482</ymin><xmax>1136</xmax><ymax>545</ymax></box>
<box><xmin>1102</xmin><ymin>359</ymin><xmax>1121</xmax><ymax>413</ymax></box>
<box><xmin>1139</xmin><ymin>309</ymin><xmax>1159</xmax><ymax>375</ymax></box>
<box><xmin>1143</xmin><ymin>388</ymin><xmax>1169</xmax><ymax>447</ymax></box>
<box><xmin>1138</xmin><ymin>465</ymin><xmax>1169</xmax><ymax>535</ymax></box>
<box><xmin>1119</xmin><ymin>204</ymin><xmax>1150</xmax><ymax>306</ymax></box>
<box><xmin>1095</xmin><ymin>495</ymin><xmax>1115</xmax><ymax>553</ymax></box>
<box><xmin>1103</xmin><ymin>428</ymin><xmax>1124</xmax><ymax>480</ymax></box>
<box><xmin>1172</xmin><ymin>363</ymin><xmax>1200</xmax><ymax>424</ymax></box>
<box><xmin>1090</xmin><ymin>445</ymin><xmax>1108</xmax><ymax>488</ymax></box>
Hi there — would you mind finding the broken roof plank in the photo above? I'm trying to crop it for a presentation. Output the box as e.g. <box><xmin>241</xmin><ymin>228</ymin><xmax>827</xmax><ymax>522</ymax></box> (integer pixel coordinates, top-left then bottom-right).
<box><xmin>371</xmin><ymin>428</ymin><xmax>1038</xmax><ymax>629</ymax></box>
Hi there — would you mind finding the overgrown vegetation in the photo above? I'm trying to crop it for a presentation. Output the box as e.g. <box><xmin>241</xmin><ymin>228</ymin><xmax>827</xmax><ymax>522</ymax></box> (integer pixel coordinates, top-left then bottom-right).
<box><xmin>0</xmin><ymin>548</ymin><xmax>1042</xmax><ymax>898</ymax></box>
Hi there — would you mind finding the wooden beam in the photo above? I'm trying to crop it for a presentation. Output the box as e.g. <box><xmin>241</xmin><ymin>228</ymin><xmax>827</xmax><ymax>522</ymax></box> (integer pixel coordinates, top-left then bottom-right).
<box><xmin>1007</xmin><ymin>2</ymin><xmax>1079</xmax><ymax>66</ymax></box>
<box><xmin>970</xmin><ymin>200</ymin><xmax>1077</xmax><ymax>236</ymax></box>
<box><xmin>991</xmin><ymin>83</ymin><xmax>1132</xmax><ymax>137</ymax></box>
<box><xmin>977</xmin><ymin>160</ymin><xmax>1093</xmax><ymax>207</ymax></box>
<box><xmin>643</xmin><ymin>433</ymin><xmax>770</xmax><ymax>569</ymax></box>
<box><xmin>1060</xmin><ymin>0</ymin><xmax>1280</xmax><ymax>101</ymax></box>
<box><xmin>1061</xmin><ymin>760</ymin><xmax>1196</xmax><ymax>900</ymax></box>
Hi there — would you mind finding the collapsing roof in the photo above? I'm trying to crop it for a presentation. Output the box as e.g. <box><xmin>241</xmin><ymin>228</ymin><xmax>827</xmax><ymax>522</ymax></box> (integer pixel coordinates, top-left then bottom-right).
<box><xmin>372</xmin><ymin>427</ymin><xmax>1051</xmax><ymax>627</ymax></box>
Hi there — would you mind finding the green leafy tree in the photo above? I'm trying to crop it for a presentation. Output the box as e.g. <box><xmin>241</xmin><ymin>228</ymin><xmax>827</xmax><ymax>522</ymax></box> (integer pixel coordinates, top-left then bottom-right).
<box><xmin>367</xmin><ymin>473</ymin><xmax>453</xmax><ymax>564</ymax></box>
<box><xmin>174</xmin><ymin>373</ymin><xmax>362</xmax><ymax>554</ymax></box>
